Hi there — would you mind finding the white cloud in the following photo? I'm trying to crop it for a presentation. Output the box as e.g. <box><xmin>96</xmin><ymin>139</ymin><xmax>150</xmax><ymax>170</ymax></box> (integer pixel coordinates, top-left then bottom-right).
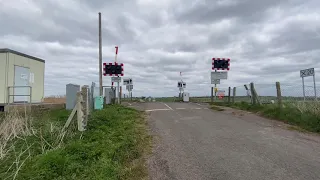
<box><xmin>0</xmin><ymin>0</ymin><xmax>319</xmax><ymax>97</ymax></box>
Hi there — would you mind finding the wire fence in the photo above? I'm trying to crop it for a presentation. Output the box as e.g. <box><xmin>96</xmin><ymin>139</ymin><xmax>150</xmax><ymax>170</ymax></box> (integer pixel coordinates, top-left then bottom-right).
<box><xmin>182</xmin><ymin>82</ymin><xmax>319</xmax><ymax>109</ymax></box>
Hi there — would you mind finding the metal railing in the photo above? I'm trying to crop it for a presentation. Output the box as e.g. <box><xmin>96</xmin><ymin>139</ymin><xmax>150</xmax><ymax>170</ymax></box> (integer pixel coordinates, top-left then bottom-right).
<box><xmin>7</xmin><ymin>86</ymin><xmax>32</xmax><ymax>105</ymax></box>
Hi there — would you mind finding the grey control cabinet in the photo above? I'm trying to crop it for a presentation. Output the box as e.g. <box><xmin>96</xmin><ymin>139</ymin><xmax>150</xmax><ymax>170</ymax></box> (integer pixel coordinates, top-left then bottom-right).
<box><xmin>66</xmin><ymin>84</ymin><xmax>80</xmax><ymax>110</ymax></box>
<box><xmin>104</xmin><ymin>88</ymin><xmax>116</xmax><ymax>104</ymax></box>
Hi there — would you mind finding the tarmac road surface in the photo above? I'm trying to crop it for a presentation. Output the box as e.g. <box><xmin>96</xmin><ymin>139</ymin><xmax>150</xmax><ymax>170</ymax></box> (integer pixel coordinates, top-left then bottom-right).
<box><xmin>129</xmin><ymin>102</ymin><xmax>320</xmax><ymax>180</ymax></box>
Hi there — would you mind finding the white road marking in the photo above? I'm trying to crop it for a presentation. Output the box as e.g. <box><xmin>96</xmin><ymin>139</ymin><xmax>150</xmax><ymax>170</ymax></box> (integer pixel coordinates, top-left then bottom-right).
<box><xmin>163</xmin><ymin>103</ymin><xmax>173</xmax><ymax>110</ymax></box>
<box><xmin>176</xmin><ymin>108</ymin><xmax>186</xmax><ymax>110</ymax></box>
<box><xmin>196</xmin><ymin>103</ymin><xmax>202</xmax><ymax>106</ymax></box>
<box><xmin>145</xmin><ymin>109</ymin><xmax>171</xmax><ymax>112</ymax></box>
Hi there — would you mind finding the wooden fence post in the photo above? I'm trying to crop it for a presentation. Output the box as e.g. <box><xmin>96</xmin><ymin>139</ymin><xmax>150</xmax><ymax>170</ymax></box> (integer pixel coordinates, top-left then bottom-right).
<box><xmin>250</xmin><ymin>83</ymin><xmax>257</xmax><ymax>105</ymax></box>
<box><xmin>250</xmin><ymin>82</ymin><xmax>261</xmax><ymax>105</ymax></box>
<box><xmin>233</xmin><ymin>87</ymin><xmax>236</xmax><ymax>104</ymax></box>
<box><xmin>228</xmin><ymin>87</ymin><xmax>231</xmax><ymax>104</ymax></box>
<box><xmin>276</xmin><ymin>82</ymin><xmax>282</xmax><ymax>108</ymax></box>
<box><xmin>81</xmin><ymin>86</ymin><xmax>89</xmax><ymax>130</ymax></box>
<box><xmin>77</xmin><ymin>91</ymin><xmax>85</xmax><ymax>131</ymax></box>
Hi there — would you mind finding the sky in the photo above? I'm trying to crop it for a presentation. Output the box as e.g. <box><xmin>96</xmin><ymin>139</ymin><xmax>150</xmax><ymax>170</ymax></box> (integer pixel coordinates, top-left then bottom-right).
<box><xmin>0</xmin><ymin>0</ymin><xmax>319</xmax><ymax>97</ymax></box>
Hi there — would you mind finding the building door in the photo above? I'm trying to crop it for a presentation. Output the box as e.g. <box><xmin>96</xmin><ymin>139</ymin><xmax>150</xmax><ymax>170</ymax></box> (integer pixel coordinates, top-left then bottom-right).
<box><xmin>14</xmin><ymin>66</ymin><xmax>30</xmax><ymax>103</ymax></box>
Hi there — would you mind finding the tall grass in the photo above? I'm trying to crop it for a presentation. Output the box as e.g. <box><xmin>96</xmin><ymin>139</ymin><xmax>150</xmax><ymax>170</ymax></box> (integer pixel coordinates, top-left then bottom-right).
<box><xmin>0</xmin><ymin>105</ymin><xmax>151</xmax><ymax>180</ymax></box>
<box><xmin>211</xmin><ymin>101</ymin><xmax>320</xmax><ymax>133</ymax></box>
<box><xmin>0</xmin><ymin>107</ymin><xmax>72</xmax><ymax>179</ymax></box>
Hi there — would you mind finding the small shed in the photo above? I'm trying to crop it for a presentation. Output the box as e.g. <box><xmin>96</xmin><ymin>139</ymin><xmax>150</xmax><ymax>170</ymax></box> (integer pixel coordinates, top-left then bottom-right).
<box><xmin>0</xmin><ymin>48</ymin><xmax>45</xmax><ymax>104</ymax></box>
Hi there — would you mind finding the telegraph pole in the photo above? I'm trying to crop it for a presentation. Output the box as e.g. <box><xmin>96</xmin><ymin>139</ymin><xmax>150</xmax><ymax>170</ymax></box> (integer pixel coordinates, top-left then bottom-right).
<box><xmin>98</xmin><ymin>12</ymin><xmax>103</xmax><ymax>96</ymax></box>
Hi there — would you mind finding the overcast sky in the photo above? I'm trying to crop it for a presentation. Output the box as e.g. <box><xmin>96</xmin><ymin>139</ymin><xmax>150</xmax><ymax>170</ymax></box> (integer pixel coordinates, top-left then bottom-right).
<box><xmin>0</xmin><ymin>0</ymin><xmax>319</xmax><ymax>97</ymax></box>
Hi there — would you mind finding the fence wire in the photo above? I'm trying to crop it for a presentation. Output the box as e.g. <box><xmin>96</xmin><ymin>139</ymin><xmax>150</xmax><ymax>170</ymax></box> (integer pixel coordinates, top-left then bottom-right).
<box><xmin>253</xmin><ymin>84</ymin><xmax>278</xmax><ymax>104</ymax></box>
<box><xmin>233</xmin><ymin>85</ymin><xmax>251</xmax><ymax>103</ymax></box>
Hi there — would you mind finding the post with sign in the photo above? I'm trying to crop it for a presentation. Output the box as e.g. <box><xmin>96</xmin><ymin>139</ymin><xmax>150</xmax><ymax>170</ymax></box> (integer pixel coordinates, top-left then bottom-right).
<box><xmin>211</xmin><ymin>58</ymin><xmax>230</xmax><ymax>102</ymax></box>
<box><xmin>102</xmin><ymin>46</ymin><xmax>124</xmax><ymax>104</ymax></box>
<box><xmin>177</xmin><ymin>72</ymin><xmax>186</xmax><ymax>99</ymax></box>
<box><xmin>300</xmin><ymin>68</ymin><xmax>317</xmax><ymax>101</ymax></box>
<box><xmin>124</xmin><ymin>78</ymin><xmax>133</xmax><ymax>101</ymax></box>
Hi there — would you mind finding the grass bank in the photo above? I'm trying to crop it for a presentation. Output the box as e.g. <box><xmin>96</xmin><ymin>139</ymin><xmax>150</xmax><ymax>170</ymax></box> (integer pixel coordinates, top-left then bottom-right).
<box><xmin>0</xmin><ymin>105</ymin><xmax>151</xmax><ymax>180</ymax></box>
<box><xmin>211</xmin><ymin>101</ymin><xmax>320</xmax><ymax>133</ymax></box>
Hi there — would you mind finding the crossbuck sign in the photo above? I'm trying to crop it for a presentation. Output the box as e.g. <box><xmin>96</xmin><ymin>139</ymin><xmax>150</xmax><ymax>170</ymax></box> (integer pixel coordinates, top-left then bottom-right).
<box><xmin>300</xmin><ymin>68</ymin><xmax>314</xmax><ymax>78</ymax></box>
<box><xmin>299</xmin><ymin>67</ymin><xmax>317</xmax><ymax>101</ymax></box>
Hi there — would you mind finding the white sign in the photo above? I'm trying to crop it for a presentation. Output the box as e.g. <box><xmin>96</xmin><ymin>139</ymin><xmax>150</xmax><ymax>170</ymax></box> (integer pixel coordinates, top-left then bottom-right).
<box><xmin>29</xmin><ymin>73</ymin><xmax>34</xmax><ymax>83</ymax></box>
<box><xmin>211</xmin><ymin>79</ymin><xmax>220</xmax><ymax>84</ymax></box>
<box><xmin>112</xmin><ymin>76</ymin><xmax>121</xmax><ymax>82</ymax></box>
<box><xmin>126</xmin><ymin>85</ymin><xmax>133</xmax><ymax>91</ymax></box>
<box><xmin>300</xmin><ymin>68</ymin><xmax>315</xmax><ymax>78</ymax></box>
<box><xmin>211</xmin><ymin>71</ymin><xmax>228</xmax><ymax>80</ymax></box>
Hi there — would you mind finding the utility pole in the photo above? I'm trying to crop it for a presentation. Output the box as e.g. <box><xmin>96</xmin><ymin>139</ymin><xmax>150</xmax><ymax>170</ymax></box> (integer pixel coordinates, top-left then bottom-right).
<box><xmin>98</xmin><ymin>12</ymin><xmax>103</xmax><ymax>96</ymax></box>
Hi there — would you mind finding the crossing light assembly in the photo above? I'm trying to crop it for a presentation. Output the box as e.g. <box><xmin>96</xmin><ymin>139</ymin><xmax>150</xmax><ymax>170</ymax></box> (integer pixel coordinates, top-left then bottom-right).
<box><xmin>212</xmin><ymin>58</ymin><xmax>230</xmax><ymax>71</ymax></box>
<box><xmin>103</xmin><ymin>62</ymin><xmax>124</xmax><ymax>76</ymax></box>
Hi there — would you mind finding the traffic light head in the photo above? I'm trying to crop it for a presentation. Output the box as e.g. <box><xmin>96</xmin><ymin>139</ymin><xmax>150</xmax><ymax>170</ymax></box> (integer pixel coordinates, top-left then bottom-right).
<box><xmin>103</xmin><ymin>63</ymin><xmax>124</xmax><ymax>76</ymax></box>
<box><xmin>212</xmin><ymin>58</ymin><xmax>230</xmax><ymax>70</ymax></box>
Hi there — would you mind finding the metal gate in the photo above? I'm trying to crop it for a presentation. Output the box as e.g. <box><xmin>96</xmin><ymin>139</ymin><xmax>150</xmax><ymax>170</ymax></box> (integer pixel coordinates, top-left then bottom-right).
<box><xmin>14</xmin><ymin>66</ymin><xmax>30</xmax><ymax>102</ymax></box>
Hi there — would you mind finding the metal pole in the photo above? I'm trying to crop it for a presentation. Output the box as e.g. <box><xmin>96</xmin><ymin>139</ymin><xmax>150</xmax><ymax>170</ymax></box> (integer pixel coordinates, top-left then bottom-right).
<box><xmin>214</xmin><ymin>70</ymin><xmax>217</xmax><ymax>101</ymax></box>
<box><xmin>98</xmin><ymin>12</ymin><xmax>103</xmax><ymax>96</ymax></box>
<box><xmin>131</xmin><ymin>91</ymin><xmax>132</xmax><ymax>101</ymax></box>
<box><xmin>211</xmin><ymin>87</ymin><xmax>213</xmax><ymax>102</ymax></box>
<box><xmin>302</xmin><ymin>77</ymin><xmax>306</xmax><ymax>101</ymax></box>
<box><xmin>114</xmin><ymin>46</ymin><xmax>120</xmax><ymax>104</ymax></box>
<box><xmin>313</xmin><ymin>74</ymin><xmax>317</xmax><ymax>101</ymax></box>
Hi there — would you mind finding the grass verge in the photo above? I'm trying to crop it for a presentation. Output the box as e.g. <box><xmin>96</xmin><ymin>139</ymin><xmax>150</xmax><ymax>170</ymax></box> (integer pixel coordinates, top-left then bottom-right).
<box><xmin>210</xmin><ymin>105</ymin><xmax>225</xmax><ymax>111</ymax></box>
<box><xmin>0</xmin><ymin>105</ymin><xmax>151</xmax><ymax>180</ymax></box>
<box><xmin>211</xmin><ymin>101</ymin><xmax>320</xmax><ymax>133</ymax></box>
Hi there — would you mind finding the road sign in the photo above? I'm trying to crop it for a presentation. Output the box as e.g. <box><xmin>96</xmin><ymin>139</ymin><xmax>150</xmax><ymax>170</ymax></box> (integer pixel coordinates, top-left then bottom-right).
<box><xmin>123</xmin><ymin>78</ymin><xmax>132</xmax><ymax>85</ymax></box>
<box><xmin>217</xmin><ymin>90</ymin><xmax>225</xmax><ymax>99</ymax></box>
<box><xmin>300</xmin><ymin>68</ymin><xmax>317</xmax><ymax>101</ymax></box>
<box><xmin>211</xmin><ymin>79</ymin><xmax>220</xmax><ymax>84</ymax></box>
<box><xmin>111</xmin><ymin>76</ymin><xmax>121</xmax><ymax>82</ymax></box>
<box><xmin>300</xmin><ymin>68</ymin><xmax>315</xmax><ymax>78</ymax></box>
<box><xmin>211</xmin><ymin>71</ymin><xmax>228</xmax><ymax>80</ymax></box>
<box><xmin>126</xmin><ymin>85</ymin><xmax>133</xmax><ymax>91</ymax></box>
